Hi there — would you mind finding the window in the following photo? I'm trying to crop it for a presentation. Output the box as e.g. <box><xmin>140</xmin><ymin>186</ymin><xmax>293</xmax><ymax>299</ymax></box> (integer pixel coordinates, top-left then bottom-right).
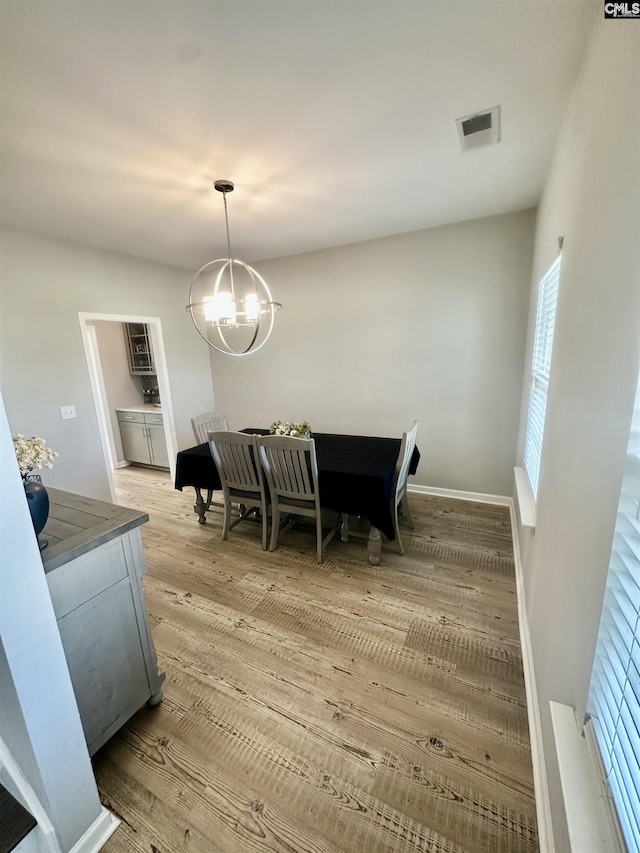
<box><xmin>587</xmin><ymin>369</ymin><xmax>640</xmax><ymax>852</ymax></box>
<box><xmin>523</xmin><ymin>254</ymin><xmax>562</xmax><ymax>498</ymax></box>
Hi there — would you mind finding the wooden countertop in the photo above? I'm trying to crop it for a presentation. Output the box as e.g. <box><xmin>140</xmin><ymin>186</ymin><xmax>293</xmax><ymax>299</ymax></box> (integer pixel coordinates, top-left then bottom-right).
<box><xmin>42</xmin><ymin>488</ymin><xmax>148</xmax><ymax>574</ymax></box>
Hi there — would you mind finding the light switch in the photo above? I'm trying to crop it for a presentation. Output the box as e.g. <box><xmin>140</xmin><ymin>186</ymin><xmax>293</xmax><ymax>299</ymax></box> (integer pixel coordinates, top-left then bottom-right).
<box><xmin>60</xmin><ymin>405</ymin><xmax>76</xmax><ymax>420</ymax></box>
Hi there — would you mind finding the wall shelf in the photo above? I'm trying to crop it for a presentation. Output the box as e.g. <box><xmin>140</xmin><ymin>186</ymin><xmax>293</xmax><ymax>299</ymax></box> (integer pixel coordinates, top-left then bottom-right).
<box><xmin>123</xmin><ymin>323</ymin><xmax>155</xmax><ymax>375</ymax></box>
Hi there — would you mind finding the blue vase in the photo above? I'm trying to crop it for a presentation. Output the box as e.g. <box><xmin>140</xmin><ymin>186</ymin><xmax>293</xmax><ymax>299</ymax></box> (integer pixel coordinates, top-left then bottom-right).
<box><xmin>24</xmin><ymin>479</ymin><xmax>49</xmax><ymax>543</ymax></box>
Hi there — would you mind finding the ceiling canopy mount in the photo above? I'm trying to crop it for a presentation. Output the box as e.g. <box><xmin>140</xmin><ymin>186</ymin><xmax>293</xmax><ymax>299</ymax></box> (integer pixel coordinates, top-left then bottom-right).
<box><xmin>214</xmin><ymin>179</ymin><xmax>234</xmax><ymax>194</ymax></box>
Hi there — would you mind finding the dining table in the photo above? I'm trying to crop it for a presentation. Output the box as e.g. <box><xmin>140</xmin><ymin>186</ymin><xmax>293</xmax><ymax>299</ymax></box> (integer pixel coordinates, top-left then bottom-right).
<box><xmin>174</xmin><ymin>429</ymin><xmax>420</xmax><ymax>564</ymax></box>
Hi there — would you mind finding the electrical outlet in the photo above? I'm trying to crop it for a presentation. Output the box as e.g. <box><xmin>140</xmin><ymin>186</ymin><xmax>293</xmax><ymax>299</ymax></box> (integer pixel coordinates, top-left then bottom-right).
<box><xmin>60</xmin><ymin>405</ymin><xmax>76</xmax><ymax>420</ymax></box>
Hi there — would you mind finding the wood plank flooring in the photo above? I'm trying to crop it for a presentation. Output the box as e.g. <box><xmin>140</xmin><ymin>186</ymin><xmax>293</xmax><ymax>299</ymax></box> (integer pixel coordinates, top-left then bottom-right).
<box><xmin>96</xmin><ymin>466</ymin><xmax>537</xmax><ymax>853</ymax></box>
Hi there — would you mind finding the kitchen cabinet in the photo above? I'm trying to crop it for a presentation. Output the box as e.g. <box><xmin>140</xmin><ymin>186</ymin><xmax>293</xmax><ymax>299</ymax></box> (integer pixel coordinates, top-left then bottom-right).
<box><xmin>123</xmin><ymin>322</ymin><xmax>155</xmax><ymax>375</ymax></box>
<box><xmin>146</xmin><ymin>416</ymin><xmax>169</xmax><ymax>468</ymax></box>
<box><xmin>117</xmin><ymin>409</ymin><xmax>169</xmax><ymax>469</ymax></box>
<box><xmin>42</xmin><ymin>489</ymin><xmax>165</xmax><ymax>756</ymax></box>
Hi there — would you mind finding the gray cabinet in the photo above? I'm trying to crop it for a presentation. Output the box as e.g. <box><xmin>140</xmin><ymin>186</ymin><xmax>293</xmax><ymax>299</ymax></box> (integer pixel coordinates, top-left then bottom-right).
<box><xmin>147</xmin><ymin>418</ymin><xmax>170</xmax><ymax>467</ymax></box>
<box><xmin>117</xmin><ymin>410</ymin><xmax>169</xmax><ymax>469</ymax></box>
<box><xmin>43</xmin><ymin>489</ymin><xmax>165</xmax><ymax>756</ymax></box>
<box><xmin>119</xmin><ymin>416</ymin><xmax>151</xmax><ymax>464</ymax></box>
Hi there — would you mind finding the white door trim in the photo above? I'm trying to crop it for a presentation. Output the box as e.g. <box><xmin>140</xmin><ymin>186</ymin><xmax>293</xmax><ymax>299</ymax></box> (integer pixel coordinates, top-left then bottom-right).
<box><xmin>83</xmin><ymin>325</ymin><xmax>117</xmax><ymax>496</ymax></box>
<box><xmin>78</xmin><ymin>312</ymin><xmax>177</xmax><ymax>499</ymax></box>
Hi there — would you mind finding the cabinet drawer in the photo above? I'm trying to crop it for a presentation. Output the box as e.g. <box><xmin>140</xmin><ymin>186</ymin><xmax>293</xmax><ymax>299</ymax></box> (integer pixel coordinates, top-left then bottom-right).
<box><xmin>47</xmin><ymin>537</ymin><xmax>130</xmax><ymax>620</ymax></box>
<box><xmin>117</xmin><ymin>410</ymin><xmax>145</xmax><ymax>424</ymax></box>
<box><xmin>144</xmin><ymin>412</ymin><xmax>163</xmax><ymax>426</ymax></box>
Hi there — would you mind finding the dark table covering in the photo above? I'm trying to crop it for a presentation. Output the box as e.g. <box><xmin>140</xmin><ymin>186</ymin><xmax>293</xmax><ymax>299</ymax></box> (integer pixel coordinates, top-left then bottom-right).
<box><xmin>175</xmin><ymin>430</ymin><xmax>420</xmax><ymax>541</ymax></box>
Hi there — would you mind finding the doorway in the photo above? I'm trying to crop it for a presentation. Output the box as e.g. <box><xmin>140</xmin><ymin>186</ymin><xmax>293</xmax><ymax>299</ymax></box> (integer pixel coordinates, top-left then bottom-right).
<box><xmin>78</xmin><ymin>312</ymin><xmax>178</xmax><ymax>502</ymax></box>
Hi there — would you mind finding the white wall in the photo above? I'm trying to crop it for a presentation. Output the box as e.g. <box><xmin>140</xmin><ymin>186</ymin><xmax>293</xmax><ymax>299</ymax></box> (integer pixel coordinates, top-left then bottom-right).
<box><xmin>0</xmin><ymin>226</ymin><xmax>216</xmax><ymax>500</ymax></box>
<box><xmin>91</xmin><ymin>320</ymin><xmax>143</xmax><ymax>464</ymax></box>
<box><xmin>211</xmin><ymin>209</ymin><xmax>536</xmax><ymax>496</ymax></box>
<box><xmin>0</xmin><ymin>393</ymin><xmax>105</xmax><ymax>851</ymax></box>
<box><xmin>515</xmin><ymin>20</ymin><xmax>640</xmax><ymax>850</ymax></box>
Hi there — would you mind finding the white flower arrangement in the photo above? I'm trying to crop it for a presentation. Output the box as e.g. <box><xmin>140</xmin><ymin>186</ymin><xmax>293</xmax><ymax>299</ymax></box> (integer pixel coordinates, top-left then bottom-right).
<box><xmin>269</xmin><ymin>420</ymin><xmax>312</xmax><ymax>439</ymax></box>
<box><xmin>12</xmin><ymin>434</ymin><xmax>58</xmax><ymax>480</ymax></box>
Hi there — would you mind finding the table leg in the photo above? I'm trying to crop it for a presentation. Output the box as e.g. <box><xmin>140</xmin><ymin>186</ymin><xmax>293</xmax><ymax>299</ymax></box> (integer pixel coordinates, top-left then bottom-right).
<box><xmin>194</xmin><ymin>487</ymin><xmax>208</xmax><ymax>524</ymax></box>
<box><xmin>341</xmin><ymin>512</ymin><xmax>350</xmax><ymax>542</ymax></box>
<box><xmin>367</xmin><ymin>526</ymin><xmax>382</xmax><ymax>565</ymax></box>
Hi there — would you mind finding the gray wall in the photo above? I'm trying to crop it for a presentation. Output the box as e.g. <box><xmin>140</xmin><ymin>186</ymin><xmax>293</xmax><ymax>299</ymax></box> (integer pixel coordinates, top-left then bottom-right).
<box><xmin>515</xmin><ymin>20</ymin><xmax>640</xmax><ymax>850</ymax></box>
<box><xmin>91</xmin><ymin>320</ymin><xmax>143</xmax><ymax>464</ymax></box>
<box><xmin>211</xmin><ymin>210</ymin><xmax>535</xmax><ymax>496</ymax></box>
<box><xmin>0</xmin><ymin>226</ymin><xmax>216</xmax><ymax>500</ymax></box>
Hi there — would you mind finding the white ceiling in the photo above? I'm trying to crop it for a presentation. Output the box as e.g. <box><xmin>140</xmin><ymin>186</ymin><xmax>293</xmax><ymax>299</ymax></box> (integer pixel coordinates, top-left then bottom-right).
<box><xmin>0</xmin><ymin>1</ymin><xmax>597</xmax><ymax>271</ymax></box>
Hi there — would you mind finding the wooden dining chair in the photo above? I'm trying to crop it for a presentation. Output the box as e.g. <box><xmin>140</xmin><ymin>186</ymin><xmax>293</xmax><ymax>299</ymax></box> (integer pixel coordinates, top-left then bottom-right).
<box><xmin>391</xmin><ymin>420</ymin><xmax>419</xmax><ymax>554</ymax></box>
<box><xmin>191</xmin><ymin>410</ymin><xmax>229</xmax><ymax>444</ymax></box>
<box><xmin>191</xmin><ymin>411</ymin><xmax>229</xmax><ymax>512</ymax></box>
<box><xmin>257</xmin><ymin>435</ymin><xmax>336</xmax><ymax>564</ymax></box>
<box><xmin>208</xmin><ymin>431</ymin><xmax>268</xmax><ymax>550</ymax></box>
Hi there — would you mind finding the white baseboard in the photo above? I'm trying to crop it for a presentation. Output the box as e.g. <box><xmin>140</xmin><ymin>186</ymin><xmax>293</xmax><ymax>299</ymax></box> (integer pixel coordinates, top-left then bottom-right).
<box><xmin>114</xmin><ymin>461</ymin><xmax>130</xmax><ymax>469</ymax></box>
<box><xmin>509</xmin><ymin>501</ymin><xmax>555</xmax><ymax>853</ymax></box>
<box><xmin>69</xmin><ymin>807</ymin><xmax>120</xmax><ymax>853</ymax></box>
<box><xmin>408</xmin><ymin>483</ymin><xmax>511</xmax><ymax>507</ymax></box>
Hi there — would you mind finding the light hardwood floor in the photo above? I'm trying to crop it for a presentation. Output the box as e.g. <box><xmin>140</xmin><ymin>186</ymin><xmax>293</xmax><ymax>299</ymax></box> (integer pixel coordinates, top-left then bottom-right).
<box><xmin>96</xmin><ymin>465</ymin><xmax>538</xmax><ymax>853</ymax></box>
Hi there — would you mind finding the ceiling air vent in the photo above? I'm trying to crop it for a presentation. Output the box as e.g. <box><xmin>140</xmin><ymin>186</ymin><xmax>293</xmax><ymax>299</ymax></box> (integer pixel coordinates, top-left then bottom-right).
<box><xmin>456</xmin><ymin>106</ymin><xmax>500</xmax><ymax>152</ymax></box>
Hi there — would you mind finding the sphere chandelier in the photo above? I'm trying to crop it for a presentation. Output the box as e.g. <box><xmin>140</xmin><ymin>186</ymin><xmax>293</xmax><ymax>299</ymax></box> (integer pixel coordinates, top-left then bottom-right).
<box><xmin>186</xmin><ymin>180</ymin><xmax>282</xmax><ymax>356</ymax></box>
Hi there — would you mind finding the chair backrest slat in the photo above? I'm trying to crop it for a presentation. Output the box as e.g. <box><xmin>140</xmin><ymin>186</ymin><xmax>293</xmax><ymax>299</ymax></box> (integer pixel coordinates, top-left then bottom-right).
<box><xmin>234</xmin><ymin>443</ymin><xmax>255</xmax><ymax>487</ymax></box>
<box><xmin>192</xmin><ymin>410</ymin><xmax>228</xmax><ymax>444</ymax></box>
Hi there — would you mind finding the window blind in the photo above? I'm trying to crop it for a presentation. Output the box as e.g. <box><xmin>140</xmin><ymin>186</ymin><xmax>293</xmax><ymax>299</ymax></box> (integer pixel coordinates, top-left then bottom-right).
<box><xmin>588</xmin><ymin>374</ymin><xmax>640</xmax><ymax>852</ymax></box>
<box><xmin>523</xmin><ymin>255</ymin><xmax>561</xmax><ymax>499</ymax></box>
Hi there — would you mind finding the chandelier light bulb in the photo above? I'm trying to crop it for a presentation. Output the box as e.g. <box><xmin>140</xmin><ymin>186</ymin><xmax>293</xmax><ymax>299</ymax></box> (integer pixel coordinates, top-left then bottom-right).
<box><xmin>213</xmin><ymin>291</ymin><xmax>236</xmax><ymax>325</ymax></box>
<box><xmin>244</xmin><ymin>292</ymin><xmax>260</xmax><ymax>323</ymax></box>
